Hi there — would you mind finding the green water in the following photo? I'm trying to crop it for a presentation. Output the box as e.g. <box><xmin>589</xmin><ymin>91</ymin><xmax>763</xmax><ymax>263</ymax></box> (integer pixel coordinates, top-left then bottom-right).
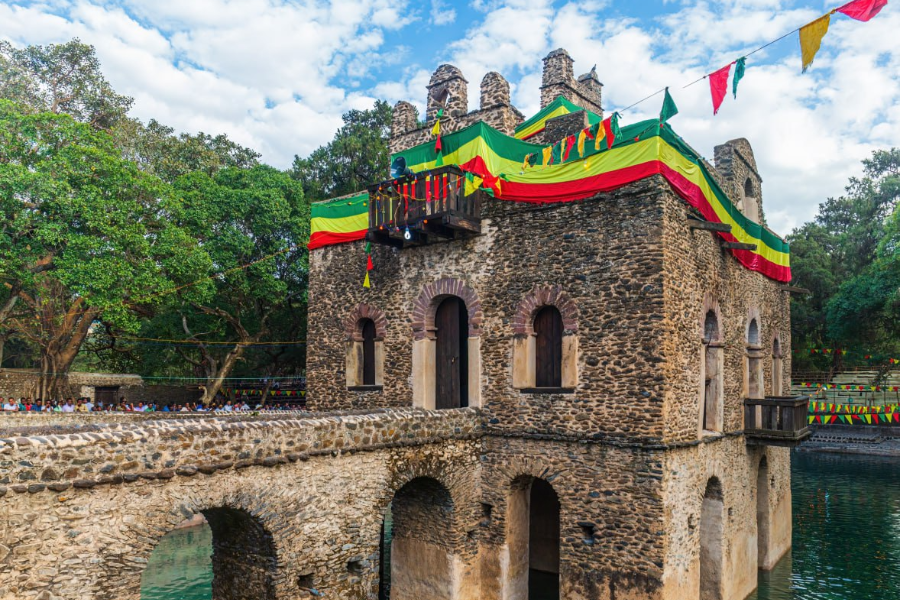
<box><xmin>141</xmin><ymin>452</ymin><xmax>900</xmax><ymax>600</ymax></box>
<box><xmin>140</xmin><ymin>524</ymin><xmax>213</xmax><ymax>600</ymax></box>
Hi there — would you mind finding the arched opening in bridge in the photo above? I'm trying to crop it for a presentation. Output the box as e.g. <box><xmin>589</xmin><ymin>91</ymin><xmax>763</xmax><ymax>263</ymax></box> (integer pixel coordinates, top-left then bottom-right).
<box><xmin>699</xmin><ymin>477</ymin><xmax>724</xmax><ymax>600</ymax></box>
<box><xmin>435</xmin><ymin>296</ymin><xmax>469</xmax><ymax>409</ymax></box>
<box><xmin>506</xmin><ymin>476</ymin><xmax>561</xmax><ymax>600</ymax></box>
<box><xmin>140</xmin><ymin>508</ymin><xmax>277</xmax><ymax>600</ymax></box>
<box><xmin>757</xmin><ymin>457</ymin><xmax>771</xmax><ymax>570</ymax></box>
<box><xmin>383</xmin><ymin>477</ymin><xmax>454</xmax><ymax>600</ymax></box>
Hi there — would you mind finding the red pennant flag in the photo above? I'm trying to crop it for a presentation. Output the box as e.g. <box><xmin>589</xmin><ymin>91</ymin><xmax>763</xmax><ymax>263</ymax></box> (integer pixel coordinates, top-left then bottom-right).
<box><xmin>602</xmin><ymin>117</ymin><xmax>615</xmax><ymax>149</ymax></box>
<box><xmin>367</xmin><ymin>255</ymin><xmax>374</xmax><ymax>271</ymax></box>
<box><xmin>563</xmin><ymin>135</ymin><xmax>575</xmax><ymax>161</ymax></box>
<box><xmin>708</xmin><ymin>63</ymin><xmax>732</xmax><ymax>115</ymax></box>
<box><xmin>837</xmin><ymin>0</ymin><xmax>888</xmax><ymax>21</ymax></box>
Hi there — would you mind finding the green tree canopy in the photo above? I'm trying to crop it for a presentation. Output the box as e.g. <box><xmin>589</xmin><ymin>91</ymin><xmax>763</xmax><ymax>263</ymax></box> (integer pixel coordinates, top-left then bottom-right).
<box><xmin>291</xmin><ymin>99</ymin><xmax>392</xmax><ymax>200</ymax></box>
<box><xmin>789</xmin><ymin>149</ymin><xmax>899</xmax><ymax>372</ymax></box>
<box><xmin>0</xmin><ymin>39</ymin><xmax>133</xmax><ymax>129</ymax></box>
<box><xmin>0</xmin><ymin>100</ymin><xmax>207</xmax><ymax>397</ymax></box>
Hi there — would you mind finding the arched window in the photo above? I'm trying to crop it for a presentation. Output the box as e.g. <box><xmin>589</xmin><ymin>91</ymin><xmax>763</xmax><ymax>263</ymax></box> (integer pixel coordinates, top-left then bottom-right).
<box><xmin>344</xmin><ymin>304</ymin><xmax>386</xmax><ymax>391</ymax></box>
<box><xmin>511</xmin><ymin>286</ymin><xmax>578</xmax><ymax>393</ymax></box>
<box><xmin>771</xmin><ymin>337</ymin><xmax>784</xmax><ymax>396</ymax></box>
<box><xmin>702</xmin><ymin>309</ymin><xmax>724</xmax><ymax>433</ymax></box>
<box><xmin>361</xmin><ymin>318</ymin><xmax>376</xmax><ymax>386</ymax></box>
<box><xmin>746</xmin><ymin>317</ymin><xmax>764</xmax><ymax>399</ymax></box>
<box><xmin>534</xmin><ymin>306</ymin><xmax>563</xmax><ymax>388</ymax></box>
<box><xmin>744</xmin><ymin>177</ymin><xmax>754</xmax><ymax>198</ymax></box>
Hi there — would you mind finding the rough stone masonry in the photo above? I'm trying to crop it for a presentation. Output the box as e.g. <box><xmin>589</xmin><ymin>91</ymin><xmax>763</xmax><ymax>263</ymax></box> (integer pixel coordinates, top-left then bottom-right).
<box><xmin>1</xmin><ymin>49</ymin><xmax>795</xmax><ymax>600</ymax></box>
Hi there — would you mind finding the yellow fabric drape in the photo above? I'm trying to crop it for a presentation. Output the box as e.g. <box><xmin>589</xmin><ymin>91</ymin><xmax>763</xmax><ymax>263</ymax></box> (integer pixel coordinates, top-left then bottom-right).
<box><xmin>800</xmin><ymin>14</ymin><xmax>831</xmax><ymax>72</ymax></box>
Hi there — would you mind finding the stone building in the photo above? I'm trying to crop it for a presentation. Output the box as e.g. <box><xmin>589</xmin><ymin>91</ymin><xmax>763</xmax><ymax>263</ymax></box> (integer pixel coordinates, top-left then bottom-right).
<box><xmin>306</xmin><ymin>49</ymin><xmax>806</xmax><ymax>600</ymax></box>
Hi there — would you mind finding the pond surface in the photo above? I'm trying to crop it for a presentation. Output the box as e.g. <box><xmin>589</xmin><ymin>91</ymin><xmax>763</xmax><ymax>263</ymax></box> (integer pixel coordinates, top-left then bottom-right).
<box><xmin>140</xmin><ymin>451</ymin><xmax>900</xmax><ymax>600</ymax></box>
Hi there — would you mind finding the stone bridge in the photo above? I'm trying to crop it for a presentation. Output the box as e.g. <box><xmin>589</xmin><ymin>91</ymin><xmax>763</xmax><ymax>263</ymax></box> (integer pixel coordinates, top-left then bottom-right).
<box><xmin>0</xmin><ymin>409</ymin><xmax>485</xmax><ymax>600</ymax></box>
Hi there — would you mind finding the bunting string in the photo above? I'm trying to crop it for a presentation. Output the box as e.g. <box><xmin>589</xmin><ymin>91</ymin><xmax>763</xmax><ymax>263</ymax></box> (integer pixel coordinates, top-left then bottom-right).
<box><xmin>620</xmin><ymin>0</ymin><xmax>889</xmax><ymax>116</ymax></box>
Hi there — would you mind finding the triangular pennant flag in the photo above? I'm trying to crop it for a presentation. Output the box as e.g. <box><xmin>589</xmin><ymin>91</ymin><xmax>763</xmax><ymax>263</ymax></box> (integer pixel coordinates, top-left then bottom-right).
<box><xmin>431</xmin><ymin>119</ymin><xmax>440</xmax><ymax>136</ymax></box>
<box><xmin>733</xmin><ymin>57</ymin><xmax>747</xmax><ymax>99</ymax></box>
<box><xmin>577</xmin><ymin>130</ymin><xmax>587</xmax><ymax>157</ymax></box>
<box><xmin>366</xmin><ymin>255</ymin><xmax>374</xmax><ymax>271</ymax></box>
<box><xmin>363</xmin><ymin>271</ymin><xmax>370</xmax><ymax>288</ymax></box>
<box><xmin>709</xmin><ymin>63</ymin><xmax>732</xmax><ymax>115</ymax></box>
<box><xmin>563</xmin><ymin>135</ymin><xmax>575</xmax><ymax>161</ymax></box>
<box><xmin>837</xmin><ymin>0</ymin><xmax>888</xmax><ymax>21</ymax></box>
<box><xmin>542</xmin><ymin>146</ymin><xmax>552</xmax><ymax>165</ymax></box>
<box><xmin>593</xmin><ymin>122</ymin><xmax>606</xmax><ymax>150</ymax></box>
<box><xmin>660</xmin><ymin>88</ymin><xmax>679</xmax><ymax>123</ymax></box>
<box><xmin>365</xmin><ymin>241</ymin><xmax>372</xmax><ymax>254</ymax></box>
<box><xmin>551</xmin><ymin>140</ymin><xmax>562</xmax><ymax>164</ymax></box>
<box><xmin>800</xmin><ymin>14</ymin><xmax>831</xmax><ymax>73</ymax></box>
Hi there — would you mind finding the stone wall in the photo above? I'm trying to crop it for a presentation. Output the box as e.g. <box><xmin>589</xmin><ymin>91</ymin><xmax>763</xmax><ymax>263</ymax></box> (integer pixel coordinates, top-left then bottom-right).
<box><xmin>658</xmin><ymin>179</ymin><xmax>791</xmax><ymax>444</ymax></box>
<box><xmin>308</xmin><ymin>175</ymin><xmax>670</xmax><ymax>444</ymax></box>
<box><xmin>0</xmin><ymin>409</ymin><xmax>482</xmax><ymax>600</ymax></box>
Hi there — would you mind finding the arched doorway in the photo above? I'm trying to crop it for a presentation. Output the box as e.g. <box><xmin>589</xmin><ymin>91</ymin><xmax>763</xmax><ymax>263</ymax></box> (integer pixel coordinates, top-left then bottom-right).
<box><xmin>141</xmin><ymin>507</ymin><xmax>277</xmax><ymax>600</ymax></box>
<box><xmin>435</xmin><ymin>296</ymin><xmax>468</xmax><ymax>409</ymax></box>
<box><xmin>699</xmin><ymin>478</ymin><xmax>724</xmax><ymax>600</ymax></box>
<box><xmin>506</xmin><ymin>476</ymin><xmax>561</xmax><ymax>600</ymax></box>
<box><xmin>757</xmin><ymin>457</ymin><xmax>771</xmax><ymax>569</ymax></box>
<box><xmin>385</xmin><ymin>477</ymin><xmax>455</xmax><ymax>600</ymax></box>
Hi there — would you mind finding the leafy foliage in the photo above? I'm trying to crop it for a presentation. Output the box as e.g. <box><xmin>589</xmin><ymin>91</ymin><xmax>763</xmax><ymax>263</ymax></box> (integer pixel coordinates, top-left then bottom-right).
<box><xmin>291</xmin><ymin>100</ymin><xmax>392</xmax><ymax>200</ymax></box>
<box><xmin>0</xmin><ymin>39</ymin><xmax>133</xmax><ymax>129</ymax></box>
<box><xmin>789</xmin><ymin>149</ymin><xmax>900</xmax><ymax>371</ymax></box>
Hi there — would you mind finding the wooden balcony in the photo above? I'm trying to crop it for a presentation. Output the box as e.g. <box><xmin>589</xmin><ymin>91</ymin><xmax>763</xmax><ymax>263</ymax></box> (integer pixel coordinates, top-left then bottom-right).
<box><xmin>366</xmin><ymin>165</ymin><xmax>485</xmax><ymax>248</ymax></box>
<box><xmin>744</xmin><ymin>396</ymin><xmax>811</xmax><ymax>447</ymax></box>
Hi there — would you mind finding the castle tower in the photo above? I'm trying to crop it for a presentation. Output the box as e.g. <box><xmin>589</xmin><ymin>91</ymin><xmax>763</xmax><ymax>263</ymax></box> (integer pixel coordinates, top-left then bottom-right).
<box><xmin>540</xmin><ymin>48</ymin><xmax>603</xmax><ymax>116</ymax></box>
<box><xmin>714</xmin><ymin>138</ymin><xmax>764</xmax><ymax>224</ymax></box>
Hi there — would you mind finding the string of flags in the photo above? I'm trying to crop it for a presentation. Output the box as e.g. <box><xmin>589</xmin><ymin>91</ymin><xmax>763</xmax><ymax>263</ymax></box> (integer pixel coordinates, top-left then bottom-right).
<box><xmin>810</xmin><ymin>401</ymin><xmax>900</xmax><ymax>413</ymax></box>
<box><xmin>798</xmin><ymin>382</ymin><xmax>900</xmax><ymax>392</ymax></box>
<box><xmin>520</xmin><ymin>112</ymin><xmax>623</xmax><ymax>173</ymax></box>
<box><xmin>226</xmin><ymin>389</ymin><xmax>306</xmax><ymax>397</ymax></box>
<box><xmin>698</xmin><ymin>0</ymin><xmax>887</xmax><ymax>115</ymax></box>
<box><xmin>803</xmin><ymin>348</ymin><xmax>899</xmax><ymax>363</ymax></box>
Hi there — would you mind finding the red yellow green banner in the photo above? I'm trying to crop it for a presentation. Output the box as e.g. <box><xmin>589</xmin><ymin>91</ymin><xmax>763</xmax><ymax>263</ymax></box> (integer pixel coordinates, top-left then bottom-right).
<box><xmin>309</xmin><ymin>115</ymin><xmax>791</xmax><ymax>282</ymax></box>
<box><xmin>514</xmin><ymin>95</ymin><xmax>602</xmax><ymax>140</ymax></box>
<box><xmin>308</xmin><ymin>192</ymin><xmax>368</xmax><ymax>250</ymax></box>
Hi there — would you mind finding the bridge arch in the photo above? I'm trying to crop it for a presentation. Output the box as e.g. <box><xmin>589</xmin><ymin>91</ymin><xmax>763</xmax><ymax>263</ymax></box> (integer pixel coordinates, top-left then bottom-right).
<box><xmin>101</xmin><ymin>485</ymin><xmax>284</xmax><ymax>600</ymax></box>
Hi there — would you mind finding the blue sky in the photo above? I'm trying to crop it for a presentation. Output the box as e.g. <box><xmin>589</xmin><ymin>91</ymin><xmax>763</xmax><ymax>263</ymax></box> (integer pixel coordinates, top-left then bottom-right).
<box><xmin>1</xmin><ymin>0</ymin><xmax>897</xmax><ymax>234</ymax></box>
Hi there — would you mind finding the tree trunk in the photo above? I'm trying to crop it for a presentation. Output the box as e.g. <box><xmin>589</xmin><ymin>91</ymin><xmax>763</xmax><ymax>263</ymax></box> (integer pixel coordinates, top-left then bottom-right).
<box><xmin>201</xmin><ymin>344</ymin><xmax>247</xmax><ymax>405</ymax></box>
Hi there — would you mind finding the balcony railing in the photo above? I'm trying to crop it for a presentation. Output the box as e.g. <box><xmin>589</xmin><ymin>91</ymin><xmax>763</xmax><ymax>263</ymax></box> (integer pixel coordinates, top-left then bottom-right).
<box><xmin>744</xmin><ymin>396</ymin><xmax>811</xmax><ymax>447</ymax></box>
<box><xmin>366</xmin><ymin>165</ymin><xmax>484</xmax><ymax>248</ymax></box>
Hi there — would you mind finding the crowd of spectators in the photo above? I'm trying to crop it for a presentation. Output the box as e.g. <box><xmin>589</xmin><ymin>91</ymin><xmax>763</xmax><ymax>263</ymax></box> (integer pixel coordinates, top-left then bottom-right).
<box><xmin>1</xmin><ymin>396</ymin><xmax>306</xmax><ymax>413</ymax></box>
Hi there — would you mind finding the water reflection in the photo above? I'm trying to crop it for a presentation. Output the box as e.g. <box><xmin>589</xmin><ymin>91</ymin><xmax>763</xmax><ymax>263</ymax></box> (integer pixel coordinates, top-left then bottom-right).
<box><xmin>140</xmin><ymin>452</ymin><xmax>900</xmax><ymax>600</ymax></box>
<box><xmin>140</xmin><ymin>523</ymin><xmax>213</xmax><ymax>600</ymax></box>
<box><xmin>751</xmin><ymin>451</ymin><xmax>900</xmax><ymax>600</ymax></box>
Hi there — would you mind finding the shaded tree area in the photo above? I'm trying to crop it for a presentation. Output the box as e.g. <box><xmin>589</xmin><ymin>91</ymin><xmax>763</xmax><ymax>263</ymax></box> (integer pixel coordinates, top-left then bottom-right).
<box><xmin>789</xmin><ymin>149</ymin><xmax>899</xmax><ymax>373</ymax></box>
<box><xmin>0</xmin><ymin>39</ymin><xmax>309</xmax><ymax>399</ymax></box>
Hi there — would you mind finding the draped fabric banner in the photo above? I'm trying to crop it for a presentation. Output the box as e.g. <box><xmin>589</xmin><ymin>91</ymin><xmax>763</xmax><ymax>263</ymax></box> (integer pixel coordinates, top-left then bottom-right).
<box><xmin>800</xmin><ymin>14</ymin><xmax>832</xmax><ymax>72</ymax></box>
<box><xmin>308</xmin><ymin>192</ymin><xmax>368</xmax><ymax>250</ymax></box>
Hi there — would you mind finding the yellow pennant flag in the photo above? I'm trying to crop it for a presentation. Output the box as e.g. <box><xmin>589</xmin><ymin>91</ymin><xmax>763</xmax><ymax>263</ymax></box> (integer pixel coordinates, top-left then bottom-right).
<box><xmin>800</xmin><ymin>14</ymin><xmax>830</xmax><ymax>73</ymax></box>
<box><xmin>464</xmin><ymin>174</ymin><xmax>483</xmax><ymax>196</ymax></box>
<box><xmin>363</xmin><ymin>271</ymin><xmax>371</xmax><ymax>288</ymax></box>
<box><xmin>577</xmin><ymin>130</ymin><xmax>587</xmax><ymax>157</ymax></box>
<box><xmin>431</xmin><ymin>120</ymin><xmax>441</xmax><ymax>136</ymax></box>
<box><xmin>594</xmin><ymin>125</ymin><xmax>606</xmax><ymax>150</ymax></box>
<box><xmin>542</xmin><ymin>146</ymin><xmax>552</xmax><ymax>165</ymax></box>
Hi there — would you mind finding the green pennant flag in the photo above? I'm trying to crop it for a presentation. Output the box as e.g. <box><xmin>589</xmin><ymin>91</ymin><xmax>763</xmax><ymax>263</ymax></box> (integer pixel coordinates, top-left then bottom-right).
<box><xmin>550</xmin><ymin>140</ymin><xmax>562</xmax><ymax>164</ymax></box>
<box><xmin>732</xmin><ymin>57</ymin><xmax>746</xmax><ymax>99</ymax></box>
<box><xmin>660</xmin><ymin>87</ymin><xmax>679</xmax><ymax>123</ymax></box>
<box><xmin>609</xmin><ymin>112</ymin><xmax>622</xmax><ymax>142</ymax></box>
<box><xmin>365</xmin><ymin>241</ymin><xmax>372</xmax><ymax>254</ymax></box>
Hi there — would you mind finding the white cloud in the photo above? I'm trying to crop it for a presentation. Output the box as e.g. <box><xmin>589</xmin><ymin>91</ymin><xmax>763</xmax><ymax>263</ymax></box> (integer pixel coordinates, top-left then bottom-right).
<box><xmin>1</xmin><ymin>0</ymin><xmax>896</xmax><ymax>237</ymax></box>
<box><xmin>430</xmin><ymin>0</ymin><xmax>456</xmax><ymax>25</ymax></box>
<box><xmin>0</xmin><ymin>0</ymin><xmax>412</xmax><ymax>162</ymax></box>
